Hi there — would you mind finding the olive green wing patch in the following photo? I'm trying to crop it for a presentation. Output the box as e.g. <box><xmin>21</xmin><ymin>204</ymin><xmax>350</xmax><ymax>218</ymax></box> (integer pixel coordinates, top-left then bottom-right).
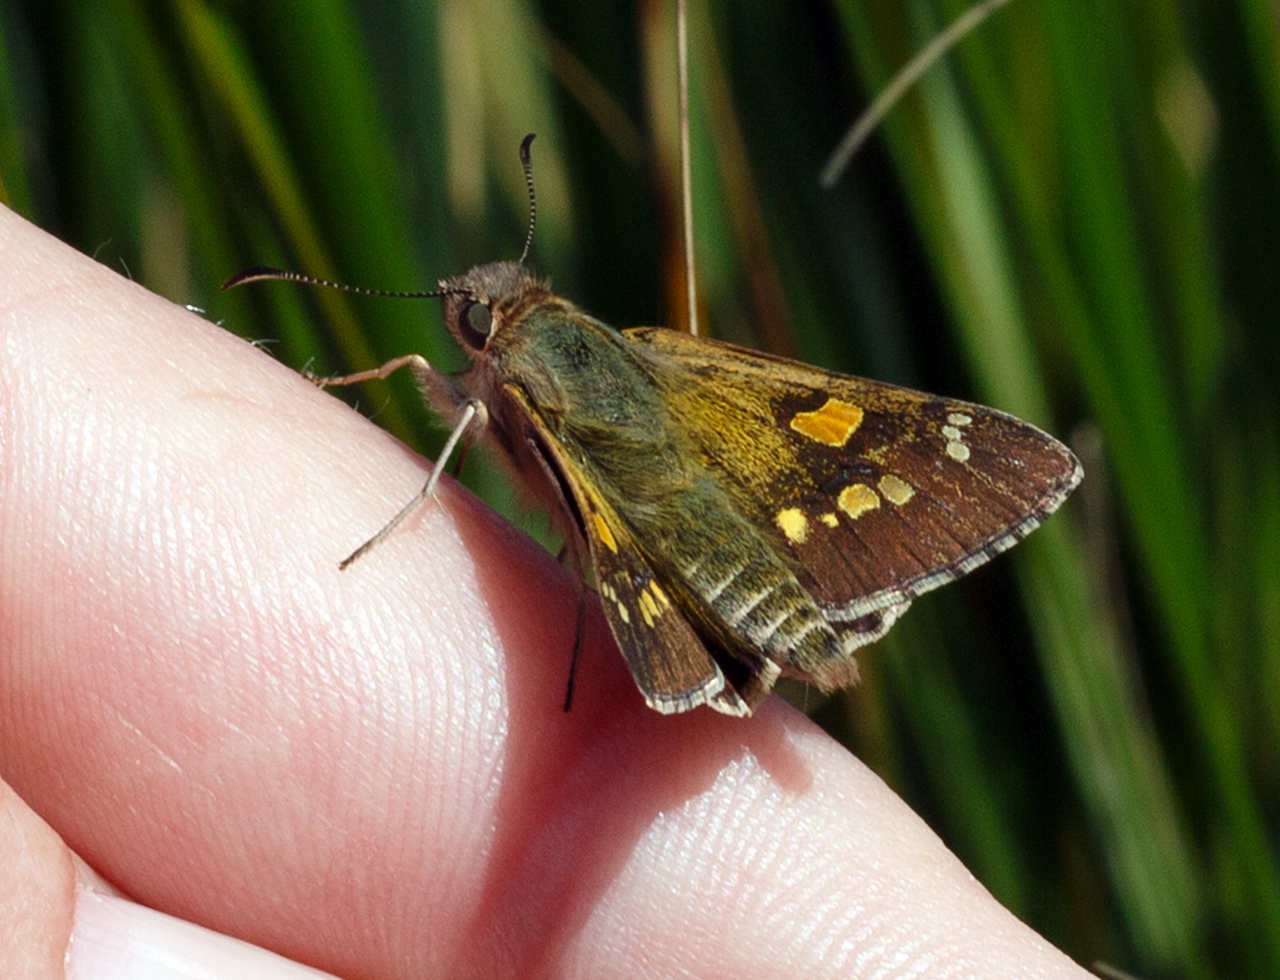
<box><xmin>503</xmin><ymin>383</ymin><xmax>752</xmax><ymax>716</ymax></box>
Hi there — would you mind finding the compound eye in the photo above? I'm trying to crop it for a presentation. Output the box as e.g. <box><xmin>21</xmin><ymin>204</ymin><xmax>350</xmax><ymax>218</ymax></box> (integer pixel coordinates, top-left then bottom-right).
<box><xmin>458</xmin><ymin>301</ymin><xmax>494</xmax><ymax>349</ymax></box>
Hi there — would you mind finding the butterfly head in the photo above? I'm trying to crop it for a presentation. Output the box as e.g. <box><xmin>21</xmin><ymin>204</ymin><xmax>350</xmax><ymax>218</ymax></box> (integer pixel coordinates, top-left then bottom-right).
<box><xmin>437</xmin><ymin>262</ymin><xmax>556</xmax><ymax>355</ymax></box>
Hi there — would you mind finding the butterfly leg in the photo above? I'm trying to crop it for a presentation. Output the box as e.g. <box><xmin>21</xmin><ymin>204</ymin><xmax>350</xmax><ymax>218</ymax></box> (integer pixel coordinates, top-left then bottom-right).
<box><xmin>309</xmin><ymin>354</ymin><xmax>473</xmax><ymax>476</ymax></box>
<box><xmin>451</xmin><ymin>442</ymin><xmax>471</xmax><ymax>479</ymax></box>
<box><xmin>546</xmin><ymin>505</ymin><xmax>586</xmax><ymax>711</ymax></box>
<box><xmin>306</xmin><ymin>353</ymin><xmax>434</xmax><ymax>388</ymax></box>
<box><xmin>338</xmin><ymin>399</ymin><xmax>489</xmax><ymax>569</ymax></box>
<box><xmin>561</xmin><ymin>590</ymin><xmax>588</xmax><ymax>712</ymax></box>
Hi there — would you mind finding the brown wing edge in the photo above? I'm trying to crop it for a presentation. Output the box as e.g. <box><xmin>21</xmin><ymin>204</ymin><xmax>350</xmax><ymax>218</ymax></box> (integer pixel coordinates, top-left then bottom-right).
<box><xmin>821</xmin><ymin>448</ymin><xmax>1083</xmax><ymax>623</ymax></box>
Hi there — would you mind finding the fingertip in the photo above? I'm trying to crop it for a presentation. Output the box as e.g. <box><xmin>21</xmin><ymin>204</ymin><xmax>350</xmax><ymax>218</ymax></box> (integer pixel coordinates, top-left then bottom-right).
<box><xmin>0</xmin><ymin>779</ymin><xmax>76</xmax><ymax>980</ymax></box>
<box><xmin>68</xmin><ymin>890</ymin><xmax>340</xmax><ymax>980</ymax></box>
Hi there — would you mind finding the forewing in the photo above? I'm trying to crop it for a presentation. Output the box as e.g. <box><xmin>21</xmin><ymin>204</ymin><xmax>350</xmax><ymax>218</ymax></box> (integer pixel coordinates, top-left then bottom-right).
<box><xmin>502</xmin><ymin>384</ymin><xmax>751</xmax><ymax>716</ymax></box>
<box><xmin>623</xmin><ymin>328</ymin><xmax>1082</xmax><ymax>623</ymax></box>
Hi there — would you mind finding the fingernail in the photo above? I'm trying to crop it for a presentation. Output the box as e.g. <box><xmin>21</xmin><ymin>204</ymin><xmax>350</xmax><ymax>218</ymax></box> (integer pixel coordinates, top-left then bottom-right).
<box><xmin>68</xmin><ymin>888</ymin><xmax>339</xmax><ymax>980</ymax></box>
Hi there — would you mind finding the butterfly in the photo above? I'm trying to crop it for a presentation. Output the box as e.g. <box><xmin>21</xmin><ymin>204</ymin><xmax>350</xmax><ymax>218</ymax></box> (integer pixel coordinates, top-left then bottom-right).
<box><xmin>226</xmin><ymin>136</ymin><xmax>1081</xmax><ymax>716</ymax></box>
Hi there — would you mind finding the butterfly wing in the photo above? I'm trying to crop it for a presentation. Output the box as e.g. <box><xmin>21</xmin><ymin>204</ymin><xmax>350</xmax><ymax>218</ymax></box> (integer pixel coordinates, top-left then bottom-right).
<box><xmin>623</xmin><ymin>327</ymin><xmax>1082</xmax><ymax>628</ymax></box>
<box><xmin>502</xmin><ymin>383</ymin><xmax>753</xmax><ymax>716</ymax></box>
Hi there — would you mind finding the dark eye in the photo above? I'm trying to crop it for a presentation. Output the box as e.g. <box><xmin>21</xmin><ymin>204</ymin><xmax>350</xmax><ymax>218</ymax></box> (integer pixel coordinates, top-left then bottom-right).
<box><xmin>458</xmin><ymin>301</ymin><xmax>494</xmax><ymax>349</ymax></box>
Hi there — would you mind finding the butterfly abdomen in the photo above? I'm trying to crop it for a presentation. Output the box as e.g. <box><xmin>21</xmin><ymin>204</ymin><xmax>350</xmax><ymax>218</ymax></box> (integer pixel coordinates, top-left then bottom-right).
<box><xmin>647</xmin><ymin>486</ymin><xmax>847</xmax><ymax>691</ymax></box>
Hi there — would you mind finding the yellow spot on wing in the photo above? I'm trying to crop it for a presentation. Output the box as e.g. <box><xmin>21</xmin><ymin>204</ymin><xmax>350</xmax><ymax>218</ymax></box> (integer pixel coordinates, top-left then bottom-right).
<box><xmin>775</xmin><ymin>506</ymin><xmax>809</xmax><ymax>544</ymax></box>
<box><xmin>639</xmin><ymin>589</ymin><xmax>659</xmax><ymax>626</ymax></box>
<box><xmin>819</xmin><ymin>513</ymin><xmax>839</xmax><ymax>528</ymax></box>
<box><xmin>790</xmin><ymin>398</ymin><xmax>864</xmax><ymax>447</ymax></box>
<box><xmin>649</xmin><ymin>581</ymin><xmax>670</xmax><ymax>609</ymax></box>
<box><xmin>878</xmin><ymin>474</ymin><xmax>915</xmax><ymax>506</ymax></box>
<box><xmin>838</xmin><ymin>483</ymin><xmax>880</xmax><ymax>520</ymax></box>
<box><xmin>593</xmin><ymin>512</ymin><xmax>618</xmax><ymax>553</ymax></box>
<box><xmin>946</xmin><ymin>441</ymin><xmax>970</xmax><ymax>463</ymax></box>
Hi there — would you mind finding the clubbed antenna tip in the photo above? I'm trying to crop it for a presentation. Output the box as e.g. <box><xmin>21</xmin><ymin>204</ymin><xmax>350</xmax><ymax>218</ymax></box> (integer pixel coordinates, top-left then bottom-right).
<box><xmin>518</xmin><ymin>134</ymin><xmax>537</xmax><ymax>266</ymax></box>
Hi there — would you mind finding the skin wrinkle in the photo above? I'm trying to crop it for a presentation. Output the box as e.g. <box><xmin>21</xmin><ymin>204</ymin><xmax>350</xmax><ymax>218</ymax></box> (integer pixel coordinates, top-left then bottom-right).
<box><xmin>574</xmin><ymin>733</ymin><xmax>1028</xmax><ymax>980</ymax></box>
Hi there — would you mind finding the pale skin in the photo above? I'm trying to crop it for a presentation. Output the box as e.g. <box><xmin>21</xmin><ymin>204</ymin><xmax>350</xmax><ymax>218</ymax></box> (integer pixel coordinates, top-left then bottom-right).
<box><xmin>0</xmin><ymin>205</ymin><xmax>1092</xmax><ymax>980</ymax></box>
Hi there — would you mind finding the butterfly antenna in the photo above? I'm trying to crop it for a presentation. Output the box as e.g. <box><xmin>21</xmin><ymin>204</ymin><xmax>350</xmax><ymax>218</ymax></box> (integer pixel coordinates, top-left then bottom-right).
<box><xmin>222</xmin><ymin>266</ymin><xmax>451</xmax><ymax>300</ymax></box>
<box><xmin>517</xmin><ymin>133</ymin><xmax>538</xmax><ymax>266</ymax></box>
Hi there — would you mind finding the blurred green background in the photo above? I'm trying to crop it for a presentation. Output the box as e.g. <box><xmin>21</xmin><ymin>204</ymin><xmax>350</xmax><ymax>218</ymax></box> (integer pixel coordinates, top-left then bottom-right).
<box><xmin>1</xmin><ymin>0</ymin><xmax>1275</xmax><ymax>976</ymax></box>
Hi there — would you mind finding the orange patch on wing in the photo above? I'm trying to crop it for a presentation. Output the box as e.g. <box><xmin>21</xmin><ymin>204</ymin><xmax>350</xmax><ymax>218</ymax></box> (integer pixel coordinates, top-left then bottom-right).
<box><xmin>790</xmin><ymin>398</ymin><xmax>864</xmax><ymax>447</ymax></box>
